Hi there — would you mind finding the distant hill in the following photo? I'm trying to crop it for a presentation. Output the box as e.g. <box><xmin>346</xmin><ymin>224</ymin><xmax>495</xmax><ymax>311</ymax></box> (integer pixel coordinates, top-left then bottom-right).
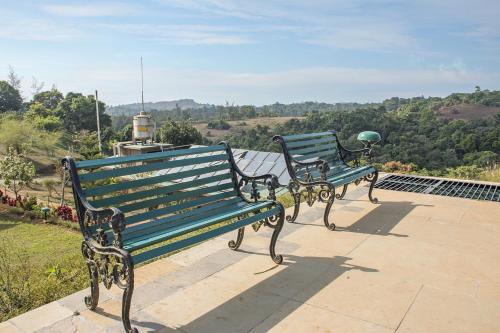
<box><xmin>107</xmin><ymin>99</ymin><xmax>208</xmax><ymax>116</ymax></box>
<box><xmin>437</xmin><ymin>104</ymin><xmax>500</xmax><ymax>120</ymax></box>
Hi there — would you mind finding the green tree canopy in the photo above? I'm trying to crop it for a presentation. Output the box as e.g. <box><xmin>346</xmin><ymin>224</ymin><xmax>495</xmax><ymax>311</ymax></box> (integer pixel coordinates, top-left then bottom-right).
<box><xmin>32</xmin><ymin>88</ymin><xmax>63</xmax><ymax>110</ymax></box>
<box><xmin>55</xmin><ymin>93</ymin><xmax>110</xmax><ymax>132</ymax></box>
<box><xmin>0</xmin><ymin>81</ymin><xmax>23</xmax><ymax>112</ymax></box>
<box><xmin>158</xmin><ymin>121</ymin><xmax>202</xmax><ymax>146</ymax></box>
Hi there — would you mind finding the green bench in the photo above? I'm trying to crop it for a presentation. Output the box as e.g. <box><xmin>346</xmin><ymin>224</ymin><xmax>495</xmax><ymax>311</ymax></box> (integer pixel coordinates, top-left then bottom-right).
<box><xmin>273</xmin><ymin>131</ymin><xmax>379</xmax><ymax>230</ymax></box>
<box><xmin>62</xmin><ymin>143</ymin><xmax>284</xmax><ymax>333</ymax></box>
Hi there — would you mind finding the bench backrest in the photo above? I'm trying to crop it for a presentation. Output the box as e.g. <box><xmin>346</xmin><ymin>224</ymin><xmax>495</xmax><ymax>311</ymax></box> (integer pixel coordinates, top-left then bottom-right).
<box><xmin>67</xmin><ymin>144</ymin><xmax>241</xmax><ymax>237</ymax></box>
<box><xmin>274</xmin><ymin>131</ymin><xmax>347</xmax><ymax>180</ymax></box>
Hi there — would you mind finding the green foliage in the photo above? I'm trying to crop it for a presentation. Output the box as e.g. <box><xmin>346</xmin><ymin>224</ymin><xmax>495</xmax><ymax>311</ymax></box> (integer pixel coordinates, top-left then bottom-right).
<box><xmin>0</xmin><ymin>81</ymin><xmax>23</xmax><ymax>112</ymax></box>
<box><xmin>158</xmin><ymin>120</ymin><xmax>203</xmax><ymax>146</ymax></box>
<box><xmin>0</xmin><ymin>147</ymin><xmax>36</xmax><ymax>198</ymax></box>
<box><xmin>55</xmin><ymin>93</ymin><xmax>111</xmax><ymax>132</ymax></box>
<box><xmin>32</xmin><ymin>88</ymin><xmax>63</xmax><ymax>110</ymax></box>
<box><xmin>207</xmin><ymin>119</ymin><xmax>231</xmax><ymax>130</ymax></box>
<box><xmin>446</xmin><ymin>165</ymin><xmax>483</xmax><ymax>180</ymax></box>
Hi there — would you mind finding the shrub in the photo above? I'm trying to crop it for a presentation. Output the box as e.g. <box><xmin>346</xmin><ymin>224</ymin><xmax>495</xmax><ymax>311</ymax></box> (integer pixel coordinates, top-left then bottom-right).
<box><xmin>382</xmin><ymin>161</ymin><xmax>416</xmax><ymax>173</ymax></box>
<box><xmin>207</xmin><ymin>119</ymin><xmax>231</xmax><ymax>130</ymax></box>
<box><xmin>55</xmin><ymin>205</ymin><xmax>73</xmax><ymax>221</ymax></box>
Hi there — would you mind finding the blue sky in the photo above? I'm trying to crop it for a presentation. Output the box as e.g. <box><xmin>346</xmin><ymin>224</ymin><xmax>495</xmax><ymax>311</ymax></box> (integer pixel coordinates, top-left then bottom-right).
<box><xmin>1</xmin><ymin>0</ymin><xmax>499</xmax><ymax>106</ymax></box>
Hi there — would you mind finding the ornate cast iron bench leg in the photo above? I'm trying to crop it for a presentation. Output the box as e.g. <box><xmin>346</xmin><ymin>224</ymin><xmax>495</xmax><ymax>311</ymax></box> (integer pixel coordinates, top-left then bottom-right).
<box><xmin>336</xmin><ymin>184</ymin><xmax>348</xmax><ymax>200</ymax></box>
<box><xmin>228</xmin><ymin>227</ymin><xmax>245</xmax><ymax>250</ymax></box>
<box><xmin>321</xmin><ymin>185</ymin><xmax>336</xmax><ymax>231</ymax></box>
<box><xmin>366</xmin><ymin>170</ymin><xmax>379</xmax><ymax>204</ymax></box>
<box><xmin>268</xmin><ymin>205</ymin><xmax>285</xmax><ymax>264</ymax></box>
<box><xmin>286</xmin><ymin>181</ymin><xmax>301</xmax><ymax>223</ymax></box>
<box><xmin>82</xmin><ymin>241</ymin><xmax>99</xmax><ymax>310</ymax></box>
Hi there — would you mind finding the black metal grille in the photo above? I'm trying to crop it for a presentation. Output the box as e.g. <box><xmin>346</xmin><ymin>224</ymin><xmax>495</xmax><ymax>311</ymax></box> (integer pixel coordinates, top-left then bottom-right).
<box><xmin>375</xmin><ymin>174</ymin><xmax>500</xmax><ymax>202</ymax></box>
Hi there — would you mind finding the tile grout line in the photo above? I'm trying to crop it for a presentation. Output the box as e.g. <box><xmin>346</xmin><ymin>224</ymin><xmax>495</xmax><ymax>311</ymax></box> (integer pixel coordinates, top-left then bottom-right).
<box><xmin>394</xmin><ymin>284</ymin><xmax>424</xmax><ymax>332</ymax></box>
<box><xmin>345</xmin><ymin>233</ymin><xmax>372</xmax><ymax>256</ymax></box>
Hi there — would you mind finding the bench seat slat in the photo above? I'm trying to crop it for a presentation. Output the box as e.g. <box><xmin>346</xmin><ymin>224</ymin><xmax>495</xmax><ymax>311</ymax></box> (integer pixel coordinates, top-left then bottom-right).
<box><xmin>131</xmin><ymin>206</ymin><xmax>280</xmax><ymax>264</ymax></box>
<box><xmin>75</xmin><ymin>145</ymin><xmax>225</xmax><ymax>169</ymax></box>
<box><xmin>79</xmin><ymin>153</ymin><xmax>228</xmax><ymax>182</ymax></box>
<box><xmin>328</xmin><ymin>165</ymin><xmax>375</xmax><ymax>184</ymax></box>
<box><xmin>282</xmin><ymin>131</ymin><xmax>334</xmax><ymax>142</ymax></box>
<box><xmin>84</xmin><ymin>163</ymin><xmax>231</xmax><ymax>196</ymax></box>
<box><xmin>121</xmin><ymin>197</ymin><xmax>248</xmax><ymax>240</ymax></box>
<box><xmin>118</xmin><ymin>183</ymin><xmax>236</xmax><ymax>214</ymax></box>
<box><xmin>125</xmin><ymin>201</ymin><xmax>275</xmax><ymax>251</ymax></box>
<box><xmin>90</xmin><ymin>173</ymin><xmax>232</xmax><ymax>208</ymax></box>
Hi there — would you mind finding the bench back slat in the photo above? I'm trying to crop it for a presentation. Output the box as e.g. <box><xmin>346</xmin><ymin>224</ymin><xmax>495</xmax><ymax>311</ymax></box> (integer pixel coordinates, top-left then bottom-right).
<box><xmin>75</xmin><ymin>145</ymin><xmax>225</xmax><ymax>169</ymax></box>
<box><xmin>71</xmin><ymin>145</ymin><xmax>249</xmax><ymax>239</ymax></box>
<box><xmin>278</xmin><ymin>132</ymin><xmax>347</xmax><ymax>176</ymax></box>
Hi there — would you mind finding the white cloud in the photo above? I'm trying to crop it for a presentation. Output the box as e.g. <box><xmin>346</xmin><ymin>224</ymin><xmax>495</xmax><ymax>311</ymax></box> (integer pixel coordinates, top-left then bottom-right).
<box><xmin>55</xmin><ymin>65</ymin><xmax>499</xmax><ymax>106</ymax></box>
<box><xmin>0</xmin><ymin>15</ymin><xmax>81</xmax><ymax>41</ymax></box>
<box><xmin>103</xmin><ymin>23</ymin><xmax>254</xmax><ymax>45</ymax></box>
<box><xmin>43</xmin><ymin>2</ymin><xmax>140</xmax><ymax>17</ymax></box>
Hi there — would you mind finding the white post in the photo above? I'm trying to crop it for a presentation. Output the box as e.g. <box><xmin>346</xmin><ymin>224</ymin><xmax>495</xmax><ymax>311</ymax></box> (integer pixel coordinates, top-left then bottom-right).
<box><xmin>95</xmin><ymin>90</ymin><xmax>102</xmax><ymax>154</ymax></box>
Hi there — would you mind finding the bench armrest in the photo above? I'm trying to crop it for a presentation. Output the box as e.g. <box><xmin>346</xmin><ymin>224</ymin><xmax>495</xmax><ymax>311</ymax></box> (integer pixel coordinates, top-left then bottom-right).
<box><xmin>220</xmin><ymin>141</ymin><xmax>281</xmax><ymax>202</ymax></box>
<box><xmin>62</xmin><ymin>157</ymin><xmax>126</xmax><ymax>247</ymax></box>
<box><xmin>339</xmin><ymin>146</ymin><xmax>372</xmax><ymax>166</ymax></box>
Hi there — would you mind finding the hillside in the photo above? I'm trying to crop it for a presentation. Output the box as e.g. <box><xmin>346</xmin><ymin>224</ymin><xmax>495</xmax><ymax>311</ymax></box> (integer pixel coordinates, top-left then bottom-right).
<box><xmin>107</xmin><ymin>99</ymin><xmax>208</xmax><ymax>116</ymax></box>
<box><xmin>437</xmin><ymin>104</ymin><xmax>500</xmax><ymax>120</ymax></box>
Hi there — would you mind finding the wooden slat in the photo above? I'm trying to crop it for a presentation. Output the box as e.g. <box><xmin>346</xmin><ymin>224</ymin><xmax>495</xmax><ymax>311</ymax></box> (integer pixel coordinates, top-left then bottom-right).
<box><xmin>127</xmin><ymin>204</ymin><xmax>278</xmax><ymax>252</ymax></box>
<box><xmin>289</xmin><ymin>143</ymin><xmax>337</xmax><ymax>156</ymax></box>
<box><xmin>286</xmin><ymin>136</ymin><xmax>337</xmax><ymax>149</ymax></box>
<box><xmin>118</xmin><ymin>183</ymin><xmax>235</xmax><ymax>213</ymax></box>
<box><xmin>83</xmin><ymin>162</ymin><xmax>230</xmax><ymax>196</ymax></box>
<box><xmin>131</xmin><ymin>206</ymin><xmax>281</xmax><ymax>264</ymax></box>
<box><xmin>125</xmin><ymin>192</ymin><xmax>240</xmax><ymax>225</ymax></box>
<box><xmin>282</xmin><ymin>131</ymin><xmax>333</xmax><ymax>142</ymax></box>
<box><xmin>123</xmin><ymin>197</ymin><xmax>251</xmax><ymax>239</ymax></box>
<box><xmin>75</xmin><ymin>145</ymin><xmax>225</xmax><ymax>169</ymax></box>
<box><xmin>79</xmin><ymin>153</ymin><xmax>228</xmax><ymax>182</ymax></box>
<box><xmin>90</xmin><ymin>173</ymin><xmax>232</xmax><ymax>208</ymax></box>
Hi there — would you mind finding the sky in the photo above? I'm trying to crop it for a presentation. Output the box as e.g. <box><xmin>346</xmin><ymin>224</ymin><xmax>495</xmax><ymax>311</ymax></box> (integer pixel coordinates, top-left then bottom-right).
<box><xmin>1</xmin><ymin>0</ymin><xmax>500</xmax><ymax>106</ymax></box>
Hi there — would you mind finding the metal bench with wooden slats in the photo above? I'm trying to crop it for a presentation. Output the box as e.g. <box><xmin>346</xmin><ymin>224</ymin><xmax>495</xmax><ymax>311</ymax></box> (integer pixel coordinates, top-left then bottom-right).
<box><xmin>273</xmin><ymin>131</ymin><xmax>379</xmax><ymax>230</ymax></box>
<box><xmin>62</xmin><ymin>143</ymin><xmax>284</xmax><ymax>333</ymax></box>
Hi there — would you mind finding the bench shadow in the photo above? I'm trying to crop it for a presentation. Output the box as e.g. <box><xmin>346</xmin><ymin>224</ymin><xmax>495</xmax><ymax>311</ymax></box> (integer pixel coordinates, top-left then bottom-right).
<box><xmin>294</xmin><ymin>201</ymin><xmax>431</xmax><ymax>237</ymax></box>
<box><xmin>168</xmin><ymin>254</ymin><xmax>377</xmax><ymax>333</ymax></box>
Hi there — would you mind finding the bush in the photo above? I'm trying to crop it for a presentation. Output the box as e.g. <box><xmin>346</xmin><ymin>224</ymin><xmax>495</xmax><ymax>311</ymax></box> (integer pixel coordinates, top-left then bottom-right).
<box><xmin>55</xmin><ymin>205</ymin><xmax>73</xmax><ymax>221</ymax></box>
<box><xmin>207</xmin><ymin>119</ymin><xmax>231</xmax><ymax>130</ymax></box>
<box><xmin>382</xmin><ymin>161</ymin><xmax>416</xmax><ymax>173</ymax></box>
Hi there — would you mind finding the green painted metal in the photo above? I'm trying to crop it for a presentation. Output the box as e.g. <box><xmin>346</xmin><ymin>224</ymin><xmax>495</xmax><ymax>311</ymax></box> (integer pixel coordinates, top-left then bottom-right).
<box><xmin>285</xmin><ymin>136</ymin><xmax>337</xmax><ymax>149</ymax></box>
<box><xmin>83</xmin><ymin>163</ymin><xmax>231</xmax><ymax>196</ymax></box>
<box><xmin>132</xmin><ymin>206</ymin><xmax>280</xmax><ymax>264</ymax></box>
<box><xmin>90</xmin><ymin>173</ymin><xmax>232</xmax><ymax>208</ymax></box>
<box><xmin>289</xmin><ymin>143</ymin><xmax>337</xmax><ymax>156</ymax></box>
<box><xmin>125</xmin><ymin>191</ymin><xmax>240</xmax><ymax>225</ymax></box>
<box><xmin>79</xmin><ymin>153</ymin><xmax>228</xmax><ymax>183</ymax></box>
<box><xmin>75</xmin><ymin>145</ymin><xmax>225</xmax><ymax>169</ymax></box>
<box><xmin>122</xmin><ymin>198</ymin><xmax>258</xmax><ymax>241</ymax></box>
<box><xmin>357</xmin><ymin>131</ymin><xmax>381</xmax><ymax>144</ymax></box>
<box><xmin>127</xmin><ymin>205</ymin><xmax>279</xmax><ymax>253</ymax></box>
<box><xmin>118</xmin><ymin>183</ymin><xmax>235</xmax><ymax>213</ymax></box>
<box><xmin>282</xmin><ymin>131</ymin><xmax>333</xmax><ymax>142</ymax></box>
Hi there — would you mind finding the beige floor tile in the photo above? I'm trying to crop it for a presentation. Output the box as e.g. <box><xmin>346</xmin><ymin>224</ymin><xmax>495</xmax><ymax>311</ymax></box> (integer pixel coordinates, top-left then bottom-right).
<box><xmin>397</xmin><ymin>285</ymin><xmax>500</xmax><ymax>333</ymax></box>
<box><xmin>0</xmin><ymin>322</ymin><xmax>22</xmax><ymax>333</ymax></box>
<box><xmin>293</xmin><ymin>263</ymin><xmax>422</xmax><ymax>329</ymax></box>
<box><xmin>250</xmin><ymin>300</ymin><xmax>392</xmax><ymax>333</ymax></box>
<box><xmin>9</xmin><ymin>301</ymin><xmax>74</xmax><ymax>332</ymax></box>
<box><xmin>80</xmin><ymin>299</ymin><xmax>125</xmax><ymax>329</ymax></box>
<box><xmin>144</xmin><ymin>274</ymin><xmax>290</xmax><ymax>333</ymax></box>
<box><xmin>134</xmin><ymin>258</ymin><xmax>181</xmax><ymax>287</ymax></box>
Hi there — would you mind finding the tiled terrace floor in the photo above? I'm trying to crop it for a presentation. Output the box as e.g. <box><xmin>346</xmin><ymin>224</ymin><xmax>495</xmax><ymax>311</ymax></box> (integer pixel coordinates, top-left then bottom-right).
<box><xmin>2</xmin><ymin>185</ymin><xmax>499</xmax><ymax>333</ymax></box>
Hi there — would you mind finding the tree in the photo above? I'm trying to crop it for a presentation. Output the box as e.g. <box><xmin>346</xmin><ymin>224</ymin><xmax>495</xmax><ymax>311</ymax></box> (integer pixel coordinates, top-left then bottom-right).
<box><xmin>158</xmin><ymin>121</ymin><xmax>202</xmax><ymax>146</ymax></box>
<box><xmin>7</xmin><ymin>66</ymin><xmax>22</xmax><ymax>91</ymax></box>
<box><xmin>32</xmin><ymin>88</ymin><xmax>63</xmax><ymax>110</ymax></box>
<box><xmin>55</xmin><ymin>93</ymin><xmax>110</xmax><ymax>132</ymax></box>
<box><xmin>0</xmin><ymin>147</ymin><xmax>36</xmax><ymax>199</ymax></box>
<box><xmin>0</xmin><ymin>81</ymin><xmax>23</xmax><ymax>112</ymax></box>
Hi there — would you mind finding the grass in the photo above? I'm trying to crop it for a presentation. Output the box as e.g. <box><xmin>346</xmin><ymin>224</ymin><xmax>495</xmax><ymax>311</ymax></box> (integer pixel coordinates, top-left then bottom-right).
<box><xmin>0</xmin><ymin>215</ymin><xmax>86</xmax><ymax>322</ymax></box>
